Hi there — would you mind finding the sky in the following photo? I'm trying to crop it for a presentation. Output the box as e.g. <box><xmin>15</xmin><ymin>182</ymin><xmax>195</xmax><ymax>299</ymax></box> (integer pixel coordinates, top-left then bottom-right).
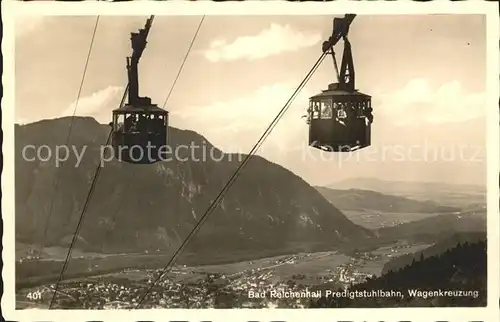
<box><xmin>15</xmin><ymin>14</ymin><xmax>488</xmax><ymax>186</ymax></box>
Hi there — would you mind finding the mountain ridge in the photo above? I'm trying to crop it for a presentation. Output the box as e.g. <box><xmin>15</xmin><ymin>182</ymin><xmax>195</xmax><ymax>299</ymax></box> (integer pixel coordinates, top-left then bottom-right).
<box><xmin>324</xmin><ymin>177</ymin><xmax>485</xmax><ymax>207</ymax></box>
<box><xmin>327</xmin><ymin>177</ymin><xmax>485</xmax><ymax>192</ymax></box>
<box><xmin>315</xmin><ymin>186</ymin><xmax>461</xmax><ymax>213</ymax></box>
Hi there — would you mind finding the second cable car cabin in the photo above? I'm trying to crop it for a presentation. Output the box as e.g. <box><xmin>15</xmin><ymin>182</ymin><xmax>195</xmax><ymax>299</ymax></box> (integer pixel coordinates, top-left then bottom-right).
<box><xmin>307</xmin><ymin>14</ymin><xmax>373</xmax><ymax>152</ymax></box>
<box><xmin>110</xmin><ymin>16</ymin><xmax>169</xmax><ymax>164</ymax></box>
<box><xmin>308</xmin><ymin>83</ymin><xmax>372</xmax><ymax>152</ymax></box>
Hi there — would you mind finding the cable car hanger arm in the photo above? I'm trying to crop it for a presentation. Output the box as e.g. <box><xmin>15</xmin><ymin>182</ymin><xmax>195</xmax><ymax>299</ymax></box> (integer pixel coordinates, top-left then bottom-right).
<box><xmin>131</xmin><ymin>15</ymin><xmax>154</xmax><ymax>61</ymax></box>
<box><xmin>322</xmin><ymin>14</ymin><xmax>356</xmax><ymax>91</ymax></box>
<box><xmin>321</xmin><ymin>14</ymin><xmax>356</xmax><ymax>53</ymax></box>
<box><xmin>128</xmin><ymin>15</ymin><xmax>155</xmax><ymax>106</ymax></box>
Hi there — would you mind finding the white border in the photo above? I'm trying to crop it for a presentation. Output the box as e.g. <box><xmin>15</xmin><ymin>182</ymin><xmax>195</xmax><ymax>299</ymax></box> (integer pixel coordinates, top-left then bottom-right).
<box><xmin>2</xmin><ymin>1</ymin><xmax>499</xmax><ymax>321</ymax></box>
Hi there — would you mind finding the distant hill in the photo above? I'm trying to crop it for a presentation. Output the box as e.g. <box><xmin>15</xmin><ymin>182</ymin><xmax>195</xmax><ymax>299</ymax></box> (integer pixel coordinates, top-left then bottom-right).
<box><xmin>15</xmin><ymin>117</ymin><xmax>373</xmax><ymax>258</ymax></box>
<box><xmin>381</xmin><ymin>232</ymin><xmax>486</xmax><ymax>275</ymax></box>
<box><xmin>315</xmin><ymin>186</ymin><xmax>460</xmax><ymax>213</ymax></box>
<box><xmin>375</xmin><ymin>210</ymin><xmax>486</xmax><ymax>244</ymax></box>
<box><xmin>327</xmin><ymin>178</ymin><xmax>485</xmax><ymax>207</ymax></box>
<box><xmin>310</xmin><ymin>240</ymin><xmax>487</xmax><ymax>307</ymax></box>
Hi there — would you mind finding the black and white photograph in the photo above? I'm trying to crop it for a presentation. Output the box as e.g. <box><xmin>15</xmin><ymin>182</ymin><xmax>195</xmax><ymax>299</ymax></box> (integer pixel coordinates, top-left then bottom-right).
<box><xmin>2</xmin><ymin>1</ymin><xmax>499</xmax><ymax>319</ymax></box>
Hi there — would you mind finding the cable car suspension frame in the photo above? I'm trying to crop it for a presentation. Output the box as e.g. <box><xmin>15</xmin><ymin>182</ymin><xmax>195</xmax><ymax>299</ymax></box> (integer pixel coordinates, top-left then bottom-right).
<box><xmin>307</xmin><ymin>14</ymin><xmax>374</xmax><ymax>152</ymax></box>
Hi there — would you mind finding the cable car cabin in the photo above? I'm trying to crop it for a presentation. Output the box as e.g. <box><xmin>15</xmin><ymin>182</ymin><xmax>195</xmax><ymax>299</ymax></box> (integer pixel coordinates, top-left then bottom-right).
<box><xmin>307</xmin><ymin>82</ymin><xmax>372</xmax><ymax>152</ymax></box>
<box><xmin>111</xmin><ymin>101</ymin><xmax>169</xmax><ymax>164</ymax></box>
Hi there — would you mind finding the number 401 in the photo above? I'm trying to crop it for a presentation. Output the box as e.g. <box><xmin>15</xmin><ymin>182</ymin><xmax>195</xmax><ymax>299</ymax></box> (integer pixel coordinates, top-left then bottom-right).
<box><xmin>26</xmin><ymin>291</ymin><xmax>42</xmax><ymax>300</ymax></box>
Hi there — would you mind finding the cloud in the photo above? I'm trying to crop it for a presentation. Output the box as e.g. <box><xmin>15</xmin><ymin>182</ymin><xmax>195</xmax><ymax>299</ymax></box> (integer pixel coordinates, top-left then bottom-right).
<box><xmin>62</xmin><ymin>86</ymin><xmax>124</xmax><ymax>122</ymax></box>
<box><xmin>175</xmin><ymin>82</ymin><xmax>311</xmax><ymax>130</ymax></box>
<box><xmin>173</xmin><ymin>82</ymin><xmax>312</xmax><ymax>153</ymax></box>
<box><xmin>377</xmin><ymin>79</ymin><xmax>486</xmax><ymax>125</ymax></box>
<box><xmin>203</xmin><ymin>24</ymin><xmax>321</xmax><ymax>62</ymax></box>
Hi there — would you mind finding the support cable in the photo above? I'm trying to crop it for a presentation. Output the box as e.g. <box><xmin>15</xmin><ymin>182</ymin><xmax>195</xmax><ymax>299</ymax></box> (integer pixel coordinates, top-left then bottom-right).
<box><xmin>162</xmin><ymin>15</ymin><xmax>205</xmax><ymax>109</ymax></box>
<box><xmin>41</xmin><ymin>16</ymin><xmax>101</xmax><ymax>250</ymax></box>
<box><xmin>49</xmin><ymin>129</ymin><xmax>113</xmax><ymax>309</ymax></box>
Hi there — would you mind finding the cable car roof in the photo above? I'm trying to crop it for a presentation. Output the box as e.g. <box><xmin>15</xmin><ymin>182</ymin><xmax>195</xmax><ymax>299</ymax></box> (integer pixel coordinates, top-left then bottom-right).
<box><xmin>112</xmin><ymin>104</ymin><xmax>168</xmax><ymax>114</ymax></box>
<box><xmin>309</xmin><ymin>88</ymin><xmax>371</xmax><ymax>100</ymax></box>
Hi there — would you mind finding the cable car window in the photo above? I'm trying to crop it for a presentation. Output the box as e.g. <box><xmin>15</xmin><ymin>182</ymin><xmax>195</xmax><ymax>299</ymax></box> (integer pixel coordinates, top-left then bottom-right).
<box><xmin>149</xmin><ymin>114</ymin><xmax>165</xmax><ymax>133</ymax></box>
<box><xmin>349</xmin><ymin>101</ymin><xmax>356</xmax><ymax>115</ymax></box>
<box><xmin>138</xmin><ymin>113</ymin><xmax>149</xmax><ymax>133</ymax></box>
<box><xmin>304</xmin><ymin>101</ymin><xmax>313</xmax><ymax>124</ymax></box>
<box><xmin>347</xmin><ymin>101</ymin><xmax>356</xmax><ymax>111</ymax></box>
<box><xmin>116</xmin><ymin>114</ymin><xmax>125</xmax><ymax>132</ymax></box>
<box><xmin>312</xmin><ymin>101</ymin><xmax>321</xmax><ymax>120</ymax></box>
<box><xmin>356</xmin><ymin>101</ymin><xmax>364</xmax><ymax>117</ymax></box>
<box><xmin>357</xmin><ymin>100</ymin><xmax>363</xmax><ymax>114</ymax></box>
<box><xmin>320</xmin><ymin>100</ymin><xmax>333</xmax><ymax>119</ymax></box>
<box><xmin>124</xmin><ymin>114</ymin><xmax>137</xmax><ymax>132</ymax></box>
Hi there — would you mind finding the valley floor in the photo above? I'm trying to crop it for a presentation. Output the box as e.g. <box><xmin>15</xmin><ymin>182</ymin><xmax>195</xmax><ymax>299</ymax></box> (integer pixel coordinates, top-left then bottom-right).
<box><xmin>342</xmin><ymin>210</ymin><xmax>443</xmax><ymax>229</ymax></box>
<box><xmin>16</xmin><ymin>241</ymin><xmax>430</xmax><ymax>309</ymax></box>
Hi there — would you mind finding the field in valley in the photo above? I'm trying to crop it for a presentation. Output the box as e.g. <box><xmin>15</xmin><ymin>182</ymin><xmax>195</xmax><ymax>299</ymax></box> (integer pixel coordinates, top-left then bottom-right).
<box><xmin>342</xmin><ymin>210</ymin><xmax>442</xmax><ymax>229</ymax></box>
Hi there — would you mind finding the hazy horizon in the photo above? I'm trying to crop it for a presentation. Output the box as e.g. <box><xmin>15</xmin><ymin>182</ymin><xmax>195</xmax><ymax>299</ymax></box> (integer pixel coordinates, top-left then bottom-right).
<box><xmin>15</xmin><ymin>14</ymin><xmax>487</xmax><ymax>186</ymax></box>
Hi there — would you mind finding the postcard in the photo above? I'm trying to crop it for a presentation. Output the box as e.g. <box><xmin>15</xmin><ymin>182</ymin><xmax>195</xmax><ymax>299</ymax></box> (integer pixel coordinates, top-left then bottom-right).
<box><xmin>1</xmin><ymin>1</ymin><xmax>499</xmax><ymax>321</ymax></box>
